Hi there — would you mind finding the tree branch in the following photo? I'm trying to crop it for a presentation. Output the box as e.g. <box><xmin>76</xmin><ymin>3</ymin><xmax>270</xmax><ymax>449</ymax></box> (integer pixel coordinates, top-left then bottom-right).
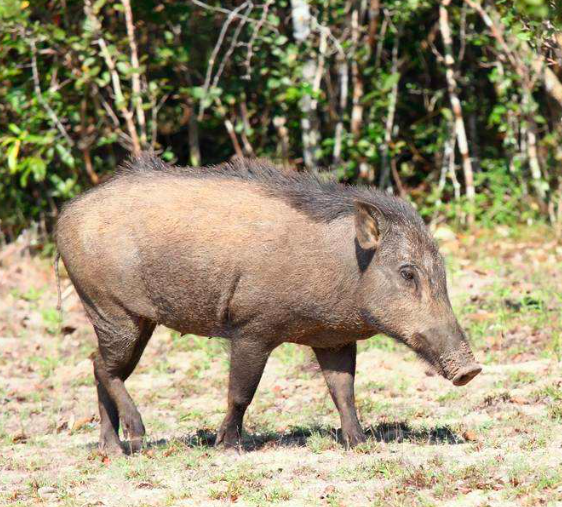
<box><xmin>189</xmin><ymin>0</ymin><xmax>276</xmax><ymax>29</ymax></box>
<box><xmin>243</xmin><ymin>0</ymin><xmax>274</xmax><ymax>80</ymax></box>
<box><xmin>198</xmin><ymin>1</ymin><xmax>249</xmax><ymax>120</ymax></box>
<box><xmin>28</xmin><ymin>37</ymin><xmax>74</xmax><ymax>146</ymax></box>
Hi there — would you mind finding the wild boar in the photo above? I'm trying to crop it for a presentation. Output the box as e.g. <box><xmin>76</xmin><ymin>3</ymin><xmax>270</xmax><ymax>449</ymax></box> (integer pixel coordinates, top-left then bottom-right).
<box><xmin>55</xmin><ymin>154</ymin><xmax>481</xmax><ymax>454</ymax></box>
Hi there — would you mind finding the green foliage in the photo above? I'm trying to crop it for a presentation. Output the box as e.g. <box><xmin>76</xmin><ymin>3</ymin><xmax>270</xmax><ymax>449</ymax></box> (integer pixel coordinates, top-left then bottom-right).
<box><xmin>0</xmin><ymin>0</ymin><xmax>561</xmax><ymax>238</ymax></box>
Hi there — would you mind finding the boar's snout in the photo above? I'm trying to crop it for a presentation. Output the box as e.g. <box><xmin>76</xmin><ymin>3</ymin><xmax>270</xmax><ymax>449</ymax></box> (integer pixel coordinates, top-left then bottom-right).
<box><xmin>451</xmin><ymin>364</ymin><xmax>482</xmax><ymax>386</ymax></box>
<box><xmin>415</xmin><ymin>326</ymin><xmax>482</xmax><ymax>386</ymax></box>
<box><xmin>439</xmin><ymin>338</ymin><xmax>482</xmax><ymax>386</ymax></box>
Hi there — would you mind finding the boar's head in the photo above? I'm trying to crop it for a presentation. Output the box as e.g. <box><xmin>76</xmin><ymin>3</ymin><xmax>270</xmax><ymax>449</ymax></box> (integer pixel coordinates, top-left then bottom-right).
<box><xmin>354</xmin><ymin>200</ymin><xmax>481</xmax><ymax>386</ymax></box>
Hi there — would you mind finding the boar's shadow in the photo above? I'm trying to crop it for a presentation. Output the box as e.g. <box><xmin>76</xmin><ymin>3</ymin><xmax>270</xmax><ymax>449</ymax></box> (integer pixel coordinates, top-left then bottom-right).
<box><xmin>124</xmin><ymin>422</ymin><xmax>463</xmax><ymax>453</ymax></box>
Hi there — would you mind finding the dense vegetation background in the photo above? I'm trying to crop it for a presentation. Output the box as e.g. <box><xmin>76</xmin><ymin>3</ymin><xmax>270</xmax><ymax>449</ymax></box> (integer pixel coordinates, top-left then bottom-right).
<box><xmin>1</xmin><ymin>0</ymin><xmax>561</xmax><ymax>240</ymax></box>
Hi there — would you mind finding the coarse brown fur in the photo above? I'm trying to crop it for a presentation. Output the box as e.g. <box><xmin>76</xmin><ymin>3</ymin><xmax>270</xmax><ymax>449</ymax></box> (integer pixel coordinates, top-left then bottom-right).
<box><xmin>55</xmin><ymin>153</ymin><xmax>481</xmax><ymax>453</ymax></box>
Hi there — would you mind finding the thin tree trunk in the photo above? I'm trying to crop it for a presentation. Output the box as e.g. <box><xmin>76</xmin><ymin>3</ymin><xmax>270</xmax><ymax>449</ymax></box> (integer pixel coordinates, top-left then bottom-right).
<box><xmin>82</xmin><ymin>149</ymin><xmax>98</xmax><ymax>185</ymax></box>
<box><xmin>215</xmin><ymin>97</ymin><xmax>244</xmax><ymax>159</ymax></box>
<box><xmin>333</xmin><ymin>54</ymin><xmax>348</xmax><ymax>166</ymax></box>
<box><xmin>98</xmin><ymin>37</ymin><xmax>141</xmax><ymax>155</ymax></box>
<box><xmin>290</xmin><ymin>0</ymin><xmax>321</xmax><ymax>169</ymax></box>
<box><xmin>84</xmin><ymin>0</ymin><xmax>141</xmax><ymax>155</ymax></box>
<box><xmin>121</xmin><ymin>0</ymin><xmax>147</xmax><ymax>147</ymax></box>
<box><xmin>437</xmin><ymin>121</ymin><xmax>456</xmax><ymax>204</ymax></box>
<box><xmin>80</xmin><ymin>97</ymin><xmax>99</xmax><ymax>184</ymax></box>
<box><xmin>374</xmin><ymin>16</ymin><xmax>387</xmax><ymax>69</ymax></box>
<box><xmin>186</xmin><ymin>105</ymin><xmax>201</xmax><ymax>166</ymax></box>
<box><xmin>179</xmin><ymin>65</ymin><xmax>201</xmax><ymax>166</ymax></box>
<box><xmin>527</xmin><ymin>124</ymin><xmax>545</xmax><ymax>199</ymax></box>
<box><xmin>522</xmin><ymin>92</ymin><xmax>546</xmax><ymax>200</ymax></box>
<box><xmin>350</xmin><ymin>5</ymin><xmax>364</xmax><ymax>138</ymax></box>
<box><xmin>225</xmin><ymin>118</ymin><xmax>244</xmax><ymax>159</ymax></box>
<box><xmin>391</xmin><ymin>158</ymin><xmax>406</xmax><ymax>198</ymax></box>
<box><xmin>378</xmin><ymin>29</ymin><xmax>401</xmax><ymax>189</ymax></box>
<box><xmin>240</xmin><ymin>101</ymin><xmax>255</xmax><ymax>156</ymax></box>
<box><xmin>367</xmin><ymin>0</ymin><xmax>380</xmax><ymax>50</ymax></box>
<box><xmin>439</xmin><ymin>0</ymin><xmax>475</xmax><ymax>224</ymax></box>
<box><xmin>519</xmin><ymin>119</ymin><xmax>529</xmax><ymax>196</ymax></box>
<box><xmin>468</xmin><ymin>110</ymin><xmax>481</xmax><ymax>173</ymax></box>
<box><xmin>273</xmin><ymin>116</ymin><xmax>290</xmax><ymax>168</ymax></box>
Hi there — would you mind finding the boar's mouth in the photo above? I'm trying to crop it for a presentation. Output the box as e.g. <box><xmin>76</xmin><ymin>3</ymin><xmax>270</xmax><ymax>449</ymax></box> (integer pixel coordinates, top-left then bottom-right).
<box><xmin>450</xmin><ymin>365</ymin><xmax>482</xmax><ymax>386</ymax></box>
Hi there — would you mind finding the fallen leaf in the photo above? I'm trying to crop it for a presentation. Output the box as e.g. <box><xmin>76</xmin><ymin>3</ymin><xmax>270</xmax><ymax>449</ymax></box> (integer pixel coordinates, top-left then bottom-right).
<box><xmin>11</xmin><ymin>432</ymin><xmax>27</xmax><ymax>443</ymax></box>
<box><xmin>462</xmin><ymin>430</ymin><xmax>478</xmax><ymax>442</ymax></box>
<box><xmin>510</xmin><ymin>396</ymin><xmax>528</xmax><ymax>405</ymax></box>
<box><xmin>71</xmin><ymin>415</ymin><xmax>94</xmax><ymax>432</ymax></box>
<box><xmin>473</xmin><ymin>269</ymin><xmax>489</xmax><ymax>276</ymax></box>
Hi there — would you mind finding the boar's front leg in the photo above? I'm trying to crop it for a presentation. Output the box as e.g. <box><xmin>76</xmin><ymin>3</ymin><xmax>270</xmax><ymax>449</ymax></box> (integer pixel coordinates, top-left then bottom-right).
<box><xmin>313</xmin><ymin>343</ymin><xmax>366</xmax><ymax>448</ymax></box>
<box><xmin>216</xmin><ymin>337</ymin><xmax>275</xmax><ymax>449</ymax></box>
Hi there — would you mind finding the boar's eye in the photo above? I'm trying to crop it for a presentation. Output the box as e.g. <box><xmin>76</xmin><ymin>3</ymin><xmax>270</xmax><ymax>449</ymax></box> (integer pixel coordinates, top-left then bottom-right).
<box><xmin>400</xmin><ymin>266</ymin><xmax>416</xmax><ymax>282</ymax></box>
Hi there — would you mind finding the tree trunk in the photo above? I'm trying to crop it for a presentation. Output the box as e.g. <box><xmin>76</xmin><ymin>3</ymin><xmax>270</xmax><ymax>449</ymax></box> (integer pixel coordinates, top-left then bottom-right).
<box><xmin>333</xmin><ymin>54</ymin><xmax>348</xmax><ymax>167</ymax></box>
<box><xmin>350</xmin><ymin>5</ymin><xmax>364</xmax><ymax>138</ymax></box>
<box><xmin>290</xmin><ymin>0</ymin><xmax>321</xmax><ymax>169</ymax></box>
<box><xmin>378</xmin><ymin>29</ymin><xmax>401</xmax><ymax>190</ymax></box>
<box><xmin>439</xmin><ymin>0</ymin><xmax>475</xmax><ymax>225</ymax></box>
<box><xmin>186</xmin><ymin>105</ymin><xmax>201</xmax><ymax>166</ymax></box>
<box><xmin>121</xmin><ymin>0</ymin><xmax>147</xmax><ymax>147</ymax></box>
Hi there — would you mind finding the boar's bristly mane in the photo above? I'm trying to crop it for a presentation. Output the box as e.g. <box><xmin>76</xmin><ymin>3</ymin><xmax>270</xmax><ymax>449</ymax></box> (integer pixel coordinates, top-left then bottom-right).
<box><xmin>115</xmin><ymin>153</ymin><xmax>427</xmax><ymax>228</ymax></box>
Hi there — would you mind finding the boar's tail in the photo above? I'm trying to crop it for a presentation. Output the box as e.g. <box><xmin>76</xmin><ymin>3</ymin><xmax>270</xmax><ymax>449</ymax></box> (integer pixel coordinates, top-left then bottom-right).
<box><xmin>54</xmin><ymin>252</ymin><xmax>63</xmax><ymax>324</ymax></box>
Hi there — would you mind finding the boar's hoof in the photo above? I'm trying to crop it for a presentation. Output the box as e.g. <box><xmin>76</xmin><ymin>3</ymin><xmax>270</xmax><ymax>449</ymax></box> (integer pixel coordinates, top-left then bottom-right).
<box><xmin>215</xmin><ymin>427</ymin><xmax>243</xmax><ymax>451</ymax></box>
<box><xmin>124</xmin><ymin>438</ymin><xmax>144</xmax><ymax>455</ymax></box>
<box><xmin>452</xmin><ymin>365</ymin><xmax>482</xmax><ymax>386</ymax></box>
<box><xmin>121</xmin><ymin>415</ymin><xmax>146</xmax><ymax>454</ymax></box>
<box><xmin>99</xmin><ymin>439</ymin><xmax>124</xmax><ymax>457</ymax></box>
<box><xmin>343</xmin><ymin>429</ymin><xmax>367</xmax><ymax>449</ymax></box>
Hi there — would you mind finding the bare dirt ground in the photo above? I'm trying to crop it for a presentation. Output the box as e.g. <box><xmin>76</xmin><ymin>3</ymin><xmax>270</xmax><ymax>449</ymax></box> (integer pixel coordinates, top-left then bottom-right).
<box><xmin>1</xmin><ymin>226</ymin><xmax>561</xmax><ymax>507</ymax></box>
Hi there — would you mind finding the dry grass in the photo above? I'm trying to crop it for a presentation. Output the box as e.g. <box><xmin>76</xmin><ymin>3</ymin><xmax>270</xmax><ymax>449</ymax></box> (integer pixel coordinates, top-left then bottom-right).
<box><xmin>1</xmin><ymin>226</ymin><xmax>561</xmax><ymax>506</ymax></box>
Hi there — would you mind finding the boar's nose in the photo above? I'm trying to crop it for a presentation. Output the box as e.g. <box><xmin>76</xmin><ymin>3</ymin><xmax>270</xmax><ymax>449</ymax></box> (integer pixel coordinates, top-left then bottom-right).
<box><xmin>452</xmin><ymin>364</ymin><xmax>482</xmax><ymax>386</ymax></box>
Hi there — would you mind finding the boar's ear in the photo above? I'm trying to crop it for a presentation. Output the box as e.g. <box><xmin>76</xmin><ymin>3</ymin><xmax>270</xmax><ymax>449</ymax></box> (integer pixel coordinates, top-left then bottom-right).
<box><xmin>354</xmin><ymin>200</ymin><xmax>384</xmax><ymax>250</ymax></box>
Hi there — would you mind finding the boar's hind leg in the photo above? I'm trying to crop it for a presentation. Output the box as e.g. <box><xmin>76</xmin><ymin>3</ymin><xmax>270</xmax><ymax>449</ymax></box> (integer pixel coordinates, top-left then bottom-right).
<box><xmin>90</xmin><ymin>309</ymin><xmax>155</xmax><ymax>455</ymax></box>
<box><xmin>95</xmin><ymin>376</ymin><xmax>121</xmax><ymax>454</ymax></box>
<box><xmin>216</xmin><ymin>338</ymin><xmax>275</xmax><ymax>449</ymax></box>
<box><xmin>313</xmin><ymin>343</ymin><xmax>366</xmax><ymax>448</ymax></box>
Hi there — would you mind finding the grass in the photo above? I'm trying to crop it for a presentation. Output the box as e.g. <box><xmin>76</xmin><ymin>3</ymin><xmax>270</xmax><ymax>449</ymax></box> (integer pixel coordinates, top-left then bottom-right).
<box><xmin>1</xmin><ymin>226</ymin><xmax>562</xmax><ymax>506</ymax></box>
